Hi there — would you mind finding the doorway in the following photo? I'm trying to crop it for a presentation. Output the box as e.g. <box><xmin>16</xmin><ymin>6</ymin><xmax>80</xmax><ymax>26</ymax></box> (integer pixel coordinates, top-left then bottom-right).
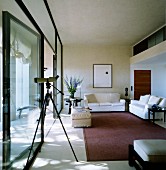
<box><xmin>134</xmin><ymin>70</ymin><xmax>151</xmax><ymax>100</ymax></box>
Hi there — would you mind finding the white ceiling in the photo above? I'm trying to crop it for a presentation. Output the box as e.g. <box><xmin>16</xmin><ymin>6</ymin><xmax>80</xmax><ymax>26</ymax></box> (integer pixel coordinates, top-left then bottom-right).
<box><xmin>0</xmin><ymin>0</ymin><xmax>166</xmax><ymax>46</ymax></box>
<box><xmin>0</xmin><ymin>0</ymin><xmax>166</xmax><ymax>64</ymax></box>
<box><xmin>47</xmin><ymin>0</ymin><xmax>166</xmax><ymax>46</ymax></box>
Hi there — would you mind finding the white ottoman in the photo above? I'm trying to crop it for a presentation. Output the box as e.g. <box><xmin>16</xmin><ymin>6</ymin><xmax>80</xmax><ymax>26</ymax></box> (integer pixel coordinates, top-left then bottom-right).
<box><xmin>71</xmin><ymin>107</ymin><xmax>91</xmax><ymax>127</ymax></box>
<box><xmin>129</xmin><ymin>139</ymin><xmax>166</xmax><ymax>169</ymax></box>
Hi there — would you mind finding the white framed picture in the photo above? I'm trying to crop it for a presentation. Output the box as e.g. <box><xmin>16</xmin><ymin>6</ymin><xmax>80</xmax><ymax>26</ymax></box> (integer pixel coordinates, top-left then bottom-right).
<box><xmin>93</xmin><ymin>64</ymin><xmax>112</xmax><ymax>88</ymax></box>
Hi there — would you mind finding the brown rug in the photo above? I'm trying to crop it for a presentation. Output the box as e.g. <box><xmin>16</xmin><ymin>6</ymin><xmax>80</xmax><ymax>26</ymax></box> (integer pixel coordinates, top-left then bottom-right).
<box><xmin>83</xmin><ymin>112</ymin><xmax>166</xmax><ymax>161</ymax></box>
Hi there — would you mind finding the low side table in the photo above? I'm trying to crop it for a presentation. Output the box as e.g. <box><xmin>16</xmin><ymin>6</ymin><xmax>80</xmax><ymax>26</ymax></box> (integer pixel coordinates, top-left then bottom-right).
<box><xmin>125</xmin><ymin>98</ymin><xmax>131</xmax><ymax>112</ymax></box>
<box><xmin>148</xmin><ymin>108</ymin><xmax>166</xmax><ymax>123</ymax></box>
<box><xmin>64</xmin><ymin>97</ymin><xmax>83</xmax><ymax>114</ymax></box>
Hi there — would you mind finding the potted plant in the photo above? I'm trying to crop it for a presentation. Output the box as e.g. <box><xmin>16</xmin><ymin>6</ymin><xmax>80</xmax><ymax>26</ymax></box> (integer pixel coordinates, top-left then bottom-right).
<box><xmin>64</xmin><ymin>75</ymin><xmax>83</xmax><ymax>98</ymax></box>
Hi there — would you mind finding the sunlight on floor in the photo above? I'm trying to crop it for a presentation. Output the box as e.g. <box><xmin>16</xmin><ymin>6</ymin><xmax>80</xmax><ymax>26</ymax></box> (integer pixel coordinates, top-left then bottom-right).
<box><xmin>31</xmin><ymin>110</ymin><xmax>136</xmax><ymax>170</ymax></box>
<box><xmin>32</xmin><ymin>158</ymin><xmax>110</xmax><ymax>170</ymax></box>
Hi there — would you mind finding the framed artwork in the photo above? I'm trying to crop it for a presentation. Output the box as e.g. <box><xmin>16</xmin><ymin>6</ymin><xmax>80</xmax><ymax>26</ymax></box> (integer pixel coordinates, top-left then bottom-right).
<box><xmin>93</xmin><ymin>64</ymin><xmax>112</xmax><ymax>88</ymax></box>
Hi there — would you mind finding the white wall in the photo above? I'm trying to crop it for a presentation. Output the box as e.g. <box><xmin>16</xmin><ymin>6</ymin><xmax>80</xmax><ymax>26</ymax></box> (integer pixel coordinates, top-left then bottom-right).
<box><xmin>63</xmin><ymin>44</ymin><xmax>131</xmax><ymax>99</ymax></box>
<box><xmin>152</xmin><ymin>64</ymin><xmax>166</xmax><ymax>97</ymax></box>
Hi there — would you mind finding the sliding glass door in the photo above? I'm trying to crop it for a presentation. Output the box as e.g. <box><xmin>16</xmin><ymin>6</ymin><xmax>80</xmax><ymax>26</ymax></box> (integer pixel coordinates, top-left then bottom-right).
<box><xmin>2</xmin><ymin>11</ymin><xmax>42</xmax><ymax>169</ymax></box>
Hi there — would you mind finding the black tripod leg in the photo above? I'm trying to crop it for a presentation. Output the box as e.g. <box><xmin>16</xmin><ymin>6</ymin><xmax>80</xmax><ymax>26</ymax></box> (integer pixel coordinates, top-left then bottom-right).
<box><xmin>26</xmin><ymin>97</ymin><xmax>47</xmax><ymax>166</ymax></box>
<box><xmin>50</xmin><ymin>96</ymin><xmax>78</xmax><ymax>162</ymax></box>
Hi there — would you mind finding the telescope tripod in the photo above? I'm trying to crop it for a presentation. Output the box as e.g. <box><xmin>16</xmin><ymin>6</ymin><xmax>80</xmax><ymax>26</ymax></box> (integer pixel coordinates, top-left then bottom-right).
<box><xmin>26</xmin><ymin>80</ymin><xmax>78</xmax><ymax>167</ymax></box>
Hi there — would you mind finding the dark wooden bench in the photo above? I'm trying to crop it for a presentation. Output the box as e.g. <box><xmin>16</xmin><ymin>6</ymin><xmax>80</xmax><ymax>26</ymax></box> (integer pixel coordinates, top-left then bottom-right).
<box><xmin>128</xmin><ymin>142</ymin><xmax>166</xmax><ymax>170</ymax></box>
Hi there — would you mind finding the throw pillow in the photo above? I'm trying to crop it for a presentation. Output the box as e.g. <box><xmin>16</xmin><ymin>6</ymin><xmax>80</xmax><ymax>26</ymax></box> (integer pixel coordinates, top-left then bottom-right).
<box><xmin>159</xmin><ymin>98</ymin><xmax>166</xmax><ymax>108</ymax></box>
<box><xmin>139</xmin><ymin>94</ymin><xmax>150</xmax><ymax>104</ymax></box>
<box><xmin>148</xmin><ymin>96</ymin><xmax>160</xmax><ymax>105</ymax></box>
<box><xmin>85</xmin><ymin>94</ymin><xmax>97</xmax><ymax>103</ymax></box>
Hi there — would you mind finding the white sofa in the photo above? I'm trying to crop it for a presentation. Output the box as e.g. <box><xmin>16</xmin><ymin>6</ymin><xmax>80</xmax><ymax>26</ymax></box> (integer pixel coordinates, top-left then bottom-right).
<box><xmin>129</xmin><ymin>94</ymin><xmax>166</xmax><ymax>119</ymax></box>
<box><xmin>84</xmin><ymin>93</ymin><xmax>125</xmax><ymax>112</ymax></box>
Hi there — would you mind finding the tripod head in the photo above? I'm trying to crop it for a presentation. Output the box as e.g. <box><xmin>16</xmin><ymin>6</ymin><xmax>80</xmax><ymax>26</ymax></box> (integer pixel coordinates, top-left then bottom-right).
<box><xmin>45</xmin><ymin>79</ymin><xmax>51</xmax><ymax>90</ymax></box>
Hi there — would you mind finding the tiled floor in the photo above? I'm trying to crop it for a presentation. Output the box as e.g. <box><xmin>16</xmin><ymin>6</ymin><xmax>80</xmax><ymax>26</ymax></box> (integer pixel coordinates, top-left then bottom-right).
<box><xmin>31</xmin><ymin>109</ymin><xmax>166</xmax><ymax>170</ymax></box>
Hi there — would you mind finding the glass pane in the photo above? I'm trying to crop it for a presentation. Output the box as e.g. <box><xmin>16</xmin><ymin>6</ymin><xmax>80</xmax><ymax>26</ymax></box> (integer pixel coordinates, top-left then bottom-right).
<box><xmin>0</xmin><ymin>25</ymin><xmax>2</xmax><ymax>169</ymax></box>
<box><xmin>53</xmin><ymin>54</ymin><xmax>57</xmax><ymax>117</ymax></box>
<box><xmin>3</xmin><ymin>12</ymin><xmax>42</xmax><ymax>169</ymax></box>
<box><xmin>56</xmin><ymin>36</ymin><xmax>62</xmax><ymax>113</ymax></box>
<box><xmin>155</xmin><ymin>29</ymin><xmax>164</xmax><ymax>44</ymax></box>
<box><xmin>44</xmin><ymin>40</ymin><xmax>54</xmax><ymax>112</ymax></box>
<box><xmin>148</xmin><ymin>34</ymin><xmax>155</xmax><ymax>48</ymax></box>
<box><xmin>23</xmin><ymin>0</ymin><xmax>55</xmax><ymax>51</ymax></box>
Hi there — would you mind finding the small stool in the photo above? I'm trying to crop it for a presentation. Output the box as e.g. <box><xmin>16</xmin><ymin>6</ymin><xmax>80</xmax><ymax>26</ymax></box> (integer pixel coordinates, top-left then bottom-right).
<box><xmin>71</xmin><ymin>107</ymin><xmax>91</xmax><ymax>127</ymax></box>
<box><xmin>129</xmin><ymin>139</ymin><xmax>166</xmax><ymax>170</ymax></box>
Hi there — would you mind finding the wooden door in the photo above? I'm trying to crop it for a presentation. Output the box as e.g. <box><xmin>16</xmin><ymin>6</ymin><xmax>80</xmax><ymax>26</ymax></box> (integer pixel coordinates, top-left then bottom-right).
<box><xmin>134</xmin><ymin>70</ymin><xmax>151</xmax><ymax>100</ymax></box>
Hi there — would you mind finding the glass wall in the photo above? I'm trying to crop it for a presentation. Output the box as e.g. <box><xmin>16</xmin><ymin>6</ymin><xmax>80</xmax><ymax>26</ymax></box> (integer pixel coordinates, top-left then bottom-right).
<box><xmin>2</xmin><ymin>11</ymin><xmax>42</xmax><ymax>169</ymax></box>
<box><xmin>23</xmin><ymin>0</ymin><xmax>63</xmax><ymax>115</ymax></box>
<box><xmin>0</xmin><ymin>21</ymin><xmax>2</xmax><ymax>169</ymax></box>
<box><xmin>56</xmin><ymin>35</ymin><xmax>63</xmax><ymax>113</ymax></box>
<box><xmin>23</xmin><ymin>0</ymin><xmax>55</xmax><ymax>51</ymax></box>
<box><xmin>0</xmin><ymin>0</ymin><xmax>63</xmax><ymax>168</ymax></box>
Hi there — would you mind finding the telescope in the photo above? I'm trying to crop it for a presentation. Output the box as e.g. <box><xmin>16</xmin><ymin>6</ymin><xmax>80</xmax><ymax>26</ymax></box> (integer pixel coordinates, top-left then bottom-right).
<box><xmin>34</xmin><ymin>75</ymin><xmax>59</xmax><ymax>83</ymax></box>
<box><xmin>30</xmin><ymin>74</ymin><xmax>77</xmax><ymax>164</ymax></box>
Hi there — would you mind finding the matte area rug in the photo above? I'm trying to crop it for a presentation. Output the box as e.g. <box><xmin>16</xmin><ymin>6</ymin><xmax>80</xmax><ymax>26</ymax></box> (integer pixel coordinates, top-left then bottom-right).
<box><xmin>83</xmin><ymin>112</ymin><xmax>166</xmax><ymax>161</ymax></box>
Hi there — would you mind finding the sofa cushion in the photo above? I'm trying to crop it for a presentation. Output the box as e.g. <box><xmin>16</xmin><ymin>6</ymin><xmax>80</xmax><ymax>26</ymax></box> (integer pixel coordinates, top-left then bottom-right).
<box><xmin>111</xmin><ymin>102</ymin><xmax>124</xmax><ymax>106</ymax></box>
<box><xmin>159</xmin><ymin>98</ymin><xmax>166</xmax><ymax>108</ymax></box>
<box><xmin>139</xmin><ymin>94</ymin><xmax>150</xmax><ymax>104</ymax></box>
<box><xmin>94</xmin><ymin>93</ymin><xmax>110</xmax><ymax>103</ymax></box>
<box><xmin>131</xmin><ymin>103</ymin><xmax>145</xmax><ymax>110</ymax></box>
<box><xmin>109</xmin><ymin>93</ymin><xmax>120</xmax><ymax>103</ymax></box>
<box><xmin>85</xmin><ymin>94</ymin><xmax>97</xmax><ymax>103</ymax></box>
<box><xmin>148</xmin><ymin>96</ymin><xmax>160</xmax><ymax>105</ymax></box>
<box><xmin>99</xmin><ymin>102</ymin><xmax>112</xmax><ymax>106</ymax></box>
